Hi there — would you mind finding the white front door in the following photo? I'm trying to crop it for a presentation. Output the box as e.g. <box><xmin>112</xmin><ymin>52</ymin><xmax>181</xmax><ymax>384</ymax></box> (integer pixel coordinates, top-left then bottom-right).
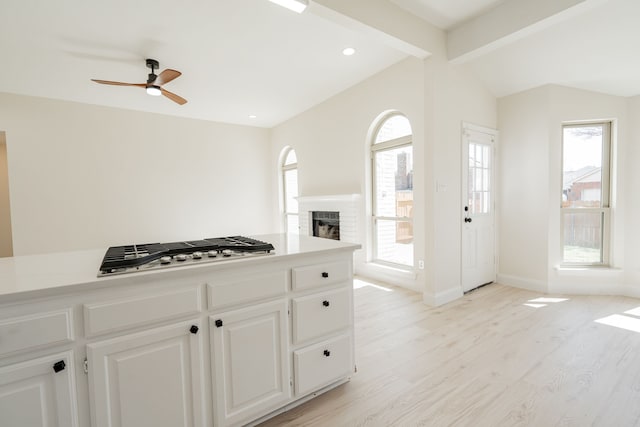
<box><xmin>461</xmin><ymin>124</ymin><xmax>497</xmax><ymax>293</ymax></box>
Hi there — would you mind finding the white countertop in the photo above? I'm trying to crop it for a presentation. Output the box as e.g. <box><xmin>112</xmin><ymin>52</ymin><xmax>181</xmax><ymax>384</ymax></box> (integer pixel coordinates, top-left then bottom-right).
<box><xmin>0</xmin><ymin>234</ymin><xmax>360</xmax><ymax>302</ymax></box>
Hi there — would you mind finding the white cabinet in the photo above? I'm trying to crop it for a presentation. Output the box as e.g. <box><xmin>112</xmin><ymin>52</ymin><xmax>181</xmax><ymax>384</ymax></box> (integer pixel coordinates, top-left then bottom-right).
<box><xmin>210</xmin><ymin>300</ymin><xmax>290</xmax><ymax>426</ymax></box>
<box><xmin>292</xmin><ymin>287</ymin><xmax>351</xmax><ymax>344</ymax></box>
<box><xmin>290</xmin><ymin>260</ymin><xmax>355</xmax><ymax>399</ymax></box>
<box><xmin>87</xmin><ymin>320</ymin><xmax>207</xmax><ymax>427</ymax></box>
<box><xmin>294</xmin><ymin>334</ymin><xmax>352</xmax><ymax>396</ymax></box>
<box><xmin>0</xmin><ymin>351</ymin><xmax>78</xmax><ymax>427</ymax></box>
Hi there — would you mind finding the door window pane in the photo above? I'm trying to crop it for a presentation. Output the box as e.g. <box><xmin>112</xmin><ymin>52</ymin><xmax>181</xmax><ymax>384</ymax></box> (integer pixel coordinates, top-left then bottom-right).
<box><xmin>563</xmin><ymin>211</ymin><xmax>604</xmax><ymax>263</ymax></box>
<box><xmin>468</xmin><ymin>142</ymin><xmax>491</xmax><ymax>214</ymax></box>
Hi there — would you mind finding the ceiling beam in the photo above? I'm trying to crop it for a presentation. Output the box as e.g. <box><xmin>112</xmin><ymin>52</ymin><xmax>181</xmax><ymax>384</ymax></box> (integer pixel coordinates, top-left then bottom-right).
<box><xmin>310</xmin><ymin>0</ymin><xmax>444</xmax><ymax>59</ymax></box>
<box><xmin>447</xmin><ymin>0</ymin><xmax>607</xmax><ymax>63</ymax></box>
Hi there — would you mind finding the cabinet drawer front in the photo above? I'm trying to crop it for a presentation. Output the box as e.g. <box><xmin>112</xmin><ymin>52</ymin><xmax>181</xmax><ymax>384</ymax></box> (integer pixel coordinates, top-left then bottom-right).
<box><xmin>208</xmin><ymin>270</ymin><xmax>287</xmax><ymax>310</ymax></box>
<box><xmin>84</xmin><ymin>286</ymin><xmax>202</xmax><ymax>337</ymax></box>
<box><xmin>0</xmin><ymin>309</ymin><xmax>73</xmax><ymax>357</ymax></box>
<box><xmin>294</xmin><ymin>334</ymin><xmax>352</xmax><ymax>396</ymax></box>
<box><xmin>292</xmin><ymin>260</ymin><xmax>350</xmax><ymax>291</ymax></box>
<box><xmin>292</xmin><ymin>287</ymin><xmax>351</xmax><ymax>344</ymax></box>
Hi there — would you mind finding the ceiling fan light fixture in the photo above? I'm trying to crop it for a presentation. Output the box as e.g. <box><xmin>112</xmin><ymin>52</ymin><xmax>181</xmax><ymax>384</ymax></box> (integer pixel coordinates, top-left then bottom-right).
<box><xmin>146</xmin><ymin>85</ymin><xmax>162</xmax><ymax>96</ymax></box>
<box><xmin>268</xmin><ymin>0</ymin><xmax>308</xmax><ymax>13</ymax></box>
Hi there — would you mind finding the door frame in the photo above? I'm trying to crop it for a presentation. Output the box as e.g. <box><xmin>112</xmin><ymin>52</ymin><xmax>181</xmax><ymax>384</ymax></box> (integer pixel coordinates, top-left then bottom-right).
<box><xmin>461</xmin><ymin>122</ymin><xmax>499</xmax><ymax>293</ymax></box>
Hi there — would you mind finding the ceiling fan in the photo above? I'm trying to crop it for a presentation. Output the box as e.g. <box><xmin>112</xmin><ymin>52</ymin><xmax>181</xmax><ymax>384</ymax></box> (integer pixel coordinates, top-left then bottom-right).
<box><xmin>91</xmin><ymin>58</ymin><xmax>187</xmax><ymax>105</ymax></box>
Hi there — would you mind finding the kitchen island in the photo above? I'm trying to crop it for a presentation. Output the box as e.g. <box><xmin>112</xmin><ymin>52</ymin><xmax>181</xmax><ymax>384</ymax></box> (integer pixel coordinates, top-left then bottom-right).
<box><xmin>0</xmin><ymin>233</ymin><xmax>360</xmax><ymax>427</ymax></box>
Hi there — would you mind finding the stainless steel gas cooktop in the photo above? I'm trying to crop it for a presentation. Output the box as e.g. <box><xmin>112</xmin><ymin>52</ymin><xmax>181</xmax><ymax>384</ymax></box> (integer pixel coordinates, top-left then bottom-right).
<box><xmin>98</xmin><ymin>235</ymin><xmax>274</xmax><ymax>277</ymax></box>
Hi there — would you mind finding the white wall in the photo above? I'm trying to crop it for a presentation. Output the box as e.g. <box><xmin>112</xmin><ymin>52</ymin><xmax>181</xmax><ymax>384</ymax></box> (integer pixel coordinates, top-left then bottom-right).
<box><xmin>497</xmin><ymin>86</ymin><xmax>551</xmax><ymax>291</ymax></box>
<box><xmin>0</xmin><ymin>133</ymin><xmax>13</xmax><ymax>257</ymax></box>
<box><xmin>270</xmin><ymin>55</ymin><xmax>497</xmax><ymax>303</ymax></box>
<box><xmin>270</xmin><ymin>57</ymin><xmax>426</xmax><ymax>290</ymax></box>
<box><xmin>625</xmin><ymin>96</ymin><xmax>640</xmax><ymax>292</ymax></box>
<box><xmin>424</xmin><ymin>55</ymin><xmax>497</xmax><ymax>305</ymax></box>
<box><xmin>0</xmin><ymin>93</ymin><xmax>274</xmax><ymax>255</ymax></box>
<box><xmin>498</xmin><ymin>85</ymin><xmax>636</xmax><ymax>296</ymax></box>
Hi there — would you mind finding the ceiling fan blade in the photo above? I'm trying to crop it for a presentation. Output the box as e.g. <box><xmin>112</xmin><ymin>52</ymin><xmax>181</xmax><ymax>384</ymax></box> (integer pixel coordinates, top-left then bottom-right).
<box><xmin>161</xmin><ymin>88</ymin><xmax>187</xmax><ymax>105</ymax></box>
<box><xmin>91</xmin><ymin>79</ymin><xmax>146</xmax><ymax>87</ymax></box>
<box><xmin>155</xmin><ymin>69</ymin><xmax>181</xmax><ymax>86</ymax></box>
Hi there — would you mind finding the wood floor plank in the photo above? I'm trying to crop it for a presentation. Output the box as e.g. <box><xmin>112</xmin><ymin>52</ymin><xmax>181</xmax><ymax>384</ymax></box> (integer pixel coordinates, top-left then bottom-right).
<box><xmin>259</xmin><ymin>280</ymin><xmax>640</xmax><ymax>427</ymax></box>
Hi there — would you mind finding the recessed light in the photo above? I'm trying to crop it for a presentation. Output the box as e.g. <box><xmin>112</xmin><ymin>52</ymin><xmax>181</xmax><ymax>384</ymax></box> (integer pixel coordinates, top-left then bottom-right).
<box><xmin>249</xmin><ymin>115</ymin><xmax>257</xmax><ymax>119</ymax></box>
<box><xmin>342</xmin><ymin>47</ymin><xmax>356</xmax><ymax>56</ymax></box>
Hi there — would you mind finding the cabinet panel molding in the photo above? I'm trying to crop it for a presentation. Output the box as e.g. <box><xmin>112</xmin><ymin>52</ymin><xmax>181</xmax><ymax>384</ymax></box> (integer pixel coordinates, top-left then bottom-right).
<box><xmin>0</xmin><ymin>350</ymin><xmax>78</xmax><ymax>427</ymax></box>
<box><xmin>0</xmin><ymin>309</ymin><xmax>73</xmax><ymax>357</ymax></box>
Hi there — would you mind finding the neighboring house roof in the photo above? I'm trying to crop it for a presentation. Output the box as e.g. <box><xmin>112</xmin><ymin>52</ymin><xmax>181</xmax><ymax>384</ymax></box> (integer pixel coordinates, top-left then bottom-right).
<box><xmin>563</xmin><ymin>166</ymin><xmax>600</xmax><ymax>190</ymax></box>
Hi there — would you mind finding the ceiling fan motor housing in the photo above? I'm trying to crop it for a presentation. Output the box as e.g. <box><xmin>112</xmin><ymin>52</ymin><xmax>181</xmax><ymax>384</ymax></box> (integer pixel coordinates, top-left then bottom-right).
<box><xmin>146</xmin><ymin>59</ymin><xmax>159</xmax><ymax>84</ymax></box>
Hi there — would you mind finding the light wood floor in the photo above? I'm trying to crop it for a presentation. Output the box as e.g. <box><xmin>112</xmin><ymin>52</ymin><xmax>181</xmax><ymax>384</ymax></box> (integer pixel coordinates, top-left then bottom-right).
<box><xmin>260</xmin><ymin>279</ymin><xmax>640</xmax><ymax>426</ymax></box>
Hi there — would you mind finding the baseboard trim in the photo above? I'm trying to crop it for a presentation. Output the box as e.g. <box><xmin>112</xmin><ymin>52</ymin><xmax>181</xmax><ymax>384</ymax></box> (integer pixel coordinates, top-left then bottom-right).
<box><xmin>497</xmin><ymin>274</ymin><xmax>547</xmax><ymax>293</ymax></box>
<box><xmin>423</xmin><ymin>286</ymin><xmax>463</xmax><ymax>306</ymax></box>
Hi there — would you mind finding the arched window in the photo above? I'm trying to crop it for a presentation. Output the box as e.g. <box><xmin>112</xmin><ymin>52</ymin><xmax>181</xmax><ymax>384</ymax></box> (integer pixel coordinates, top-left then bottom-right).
<box><xmin>371</xmin><ymin>114</ymin><xmax>413</xmax><ymax>267</ymax></box>
<box><xmin>281</xmin><ymin>147</ymin><xmax>299</xmax><ymax>234</ymax></box>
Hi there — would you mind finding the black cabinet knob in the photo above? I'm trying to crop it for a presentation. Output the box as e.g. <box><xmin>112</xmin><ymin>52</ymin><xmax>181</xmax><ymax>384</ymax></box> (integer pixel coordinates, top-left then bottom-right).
<box><xmin>323</xmin><ymin>350</ymin><xmax>331</xmax><ymax>357</ymax></box>
<box><xmin>190</xmin><ymin>325</ymin><xmax>199</xmax><ymax>334</ymax></box>
<box><xmin>321</xmin><ymin>272</ymin><xmax>329</xmax><ymax>278</ymax></box>
<box><xmin>322</xmin><ymin>300</ymin><xmax>330</xmax><ymax>307</ymax></box>
<box><xmin>53</xmin><ymin>360</ymin><xmax>66</xmax><ymax>373</ymax></box>
<box><xmin>215</xmin><ymin>319</ymin><xmax>223</xmax><ymax>328</ymax></box>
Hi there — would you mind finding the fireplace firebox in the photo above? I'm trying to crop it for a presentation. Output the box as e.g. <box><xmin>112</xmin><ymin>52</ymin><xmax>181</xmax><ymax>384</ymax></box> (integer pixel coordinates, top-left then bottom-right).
<box><xmin>312</xmin><ymin>211</ymin><xmax>340</xmax><ymax>240</ymax></box>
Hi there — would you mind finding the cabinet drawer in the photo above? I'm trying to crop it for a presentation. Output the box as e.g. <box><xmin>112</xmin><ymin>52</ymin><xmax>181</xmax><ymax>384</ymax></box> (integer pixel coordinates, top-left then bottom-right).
<box><xmin>84</xmin><ymin>286</ymin><xmax>202</xmax><ymax>337</ymax></box>
<box><xmin>208</xmin><ymin>270</ymin><xmax>287</xmax><ymax>310</ymax></box>
<box><xmin>0</xmin><ymin>309</ymin><xmax>74</xmax><ymax>357</ymax></box>
<box><xmin>292</xmin><ymin>260</ymin><xmax>350</xmax><ymax>291</ymax></box>
<box><xmin>294</xmin><ymin>334</ymin><xmax>352</xmax><ymax>396</ymax></box>
<box><xmin>292</xmin><ymin>287</ymin><xmax>351</xmax><ymax>344</ymax></box>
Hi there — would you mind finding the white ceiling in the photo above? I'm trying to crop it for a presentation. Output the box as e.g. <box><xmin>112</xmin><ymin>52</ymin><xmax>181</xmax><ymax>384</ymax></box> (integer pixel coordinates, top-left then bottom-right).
<box><xmin>0</xmin><ymin>0</ymin><xmax>407</xmax><ymax>128</ymax></box>
<box><xmin>390</xmin><ymin>0</ymin><xmax>505</xmax><ymax>30</ymax></box>
<box><xmin>464</xmin><ymin>0</ymin><xmax>640</xmax><ymax>98</ymax></box>
<box><xmin>1</xmin><ymin>0</ymin><xmax>639</xmax><ymax>128</ymax></box>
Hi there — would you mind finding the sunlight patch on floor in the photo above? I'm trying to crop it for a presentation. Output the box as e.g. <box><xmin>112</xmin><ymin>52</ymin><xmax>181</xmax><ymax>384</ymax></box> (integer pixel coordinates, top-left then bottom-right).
<box><xmin>523</xmin><ymin>297</ymin><xmax>569</xmax><ymax>308</ymax></box>
<box><xmin>595</xmin><ymin>314</ymin><xmax>640</xmax><ymax>333</ymax></box>
<box><xmin>353</xmin><ymin>278</ymin><xmax>393</xmax><ymax>292</ymax></box>
<box><xmin>624</xmin><ymin>306</ymin><xmax>640</xmax><ymax>317</ymax></box>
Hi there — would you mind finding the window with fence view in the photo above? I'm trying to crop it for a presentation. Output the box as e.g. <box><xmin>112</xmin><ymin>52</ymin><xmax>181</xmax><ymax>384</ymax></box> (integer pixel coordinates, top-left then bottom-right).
<box><xmin>561</xmin><ymin>122</ymin><xmax>611</xmax><ymax>265</ymax></box>
<box><xmin>372</xmin><ymin>114</ymin><xmax>413</xmax><ymax>268</ymax></box>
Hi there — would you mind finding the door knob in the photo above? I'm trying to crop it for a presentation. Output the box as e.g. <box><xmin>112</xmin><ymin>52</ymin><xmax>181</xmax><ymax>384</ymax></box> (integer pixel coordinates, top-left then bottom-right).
<box><xmin>465</xmin><ymin>217</ymin><xmax>472</xmax><ymax>223</ymax></box>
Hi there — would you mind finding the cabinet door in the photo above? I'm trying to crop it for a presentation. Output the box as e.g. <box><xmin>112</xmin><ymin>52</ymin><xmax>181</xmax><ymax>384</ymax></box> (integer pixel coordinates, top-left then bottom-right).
<box><xmin>0</xmin><ymin>351</ymin><xmax>78</xmax><ymax>427</ymax></box>
<box><xmin>210</xmin><ymin>300</ymin><xmax>290</xmax><ymax>426</ymax></box>
<box><xmin>87</xmin><ymin>320</ymin><xmax>207</xmax><ymax>427</ymax></box>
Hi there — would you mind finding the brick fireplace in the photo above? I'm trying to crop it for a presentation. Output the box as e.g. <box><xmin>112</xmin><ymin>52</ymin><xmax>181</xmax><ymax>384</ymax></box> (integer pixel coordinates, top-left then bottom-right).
<box><xmin>297</xmin><ymin>194</ymin><xmax>360</xmax><ymax>244</ymax></box>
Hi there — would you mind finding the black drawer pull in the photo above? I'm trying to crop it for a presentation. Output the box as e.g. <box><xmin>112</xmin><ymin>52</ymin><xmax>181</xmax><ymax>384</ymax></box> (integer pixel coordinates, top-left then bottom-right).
<box><xmin>190</xmin><ymin>325</ymin><xmax>199</xmax><ymax>334</ymax></box>
<box><xmin>321</xmin><ymin>272</ymin><xmax>329</xmax><ymax>278</ymax></box>
<box><xmin>322</xmin><ymin>300</ymin><xmax>330</xmax><ymax>307</ymax></box>
<box><xmin>53</xmin><ymin>360</ymin><xmax>66</xmax><ymax>373</ymax></box>
<box><xmin>215</xmin><ymin>319</ymin><xmax>223</xmax><ymax>328</ymax></box>
<box><xmin>323</xmin><ymin>350</ymin><xmax>331</xmax><ymax>357</ymax></box>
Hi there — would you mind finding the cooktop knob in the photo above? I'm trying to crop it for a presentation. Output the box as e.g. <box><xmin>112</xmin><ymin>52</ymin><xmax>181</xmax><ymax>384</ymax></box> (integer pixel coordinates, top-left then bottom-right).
<box><xmin>160</xmin><ymin>256</ymin><xmax>172</xmax><ymax>264</ymax></box>
<box><xmin>175</xmin><ymin>254</ymin><xmax>188</xmax><ymax>262</ymax></box>
<box><xmin>207</xmin><ymin>250</ymin><xmax>217</xmax><ymax>258</ymax></box>
<box><xmin>192</xmin><ymin>251</ymin><xmax>203</xmax><ymax>259</ymax></box>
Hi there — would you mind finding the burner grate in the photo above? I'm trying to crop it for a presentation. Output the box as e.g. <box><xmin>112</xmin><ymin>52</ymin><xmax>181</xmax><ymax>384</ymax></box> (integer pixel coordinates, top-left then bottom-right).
<box><xmin>99</xmin><ymin>236</ymin><xmax>274</xmax><ymax>274</ymax></box>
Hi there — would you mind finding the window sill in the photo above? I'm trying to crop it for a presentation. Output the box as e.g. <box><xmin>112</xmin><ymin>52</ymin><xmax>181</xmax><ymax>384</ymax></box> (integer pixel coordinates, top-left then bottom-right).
<box><xmin>554</xmin><ymin>265</ymin><xmax>623</xmax><ymax>277</ymax></box>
